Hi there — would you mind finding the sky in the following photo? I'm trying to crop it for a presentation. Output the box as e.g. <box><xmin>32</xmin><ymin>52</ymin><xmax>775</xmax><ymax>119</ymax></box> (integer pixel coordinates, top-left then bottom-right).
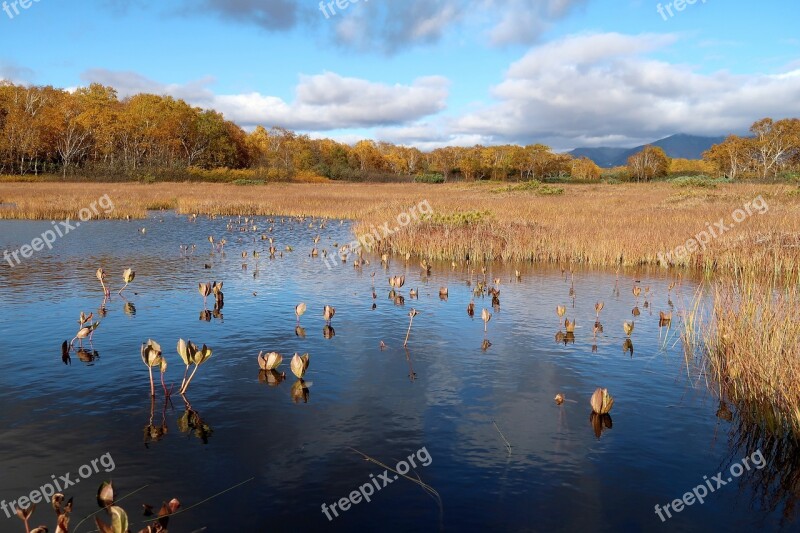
<box><xmin>0</xmin><ymin>0</ymin><xmax>798</xmax><ymax>151</ymax></box>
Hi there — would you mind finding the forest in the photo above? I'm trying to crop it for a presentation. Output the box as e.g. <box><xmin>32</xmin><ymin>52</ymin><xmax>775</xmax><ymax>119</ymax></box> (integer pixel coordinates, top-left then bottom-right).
<box><xmin>1</xmin><ymin>82</ymin><xmax>798</xmax><ymax>183</ymax></box>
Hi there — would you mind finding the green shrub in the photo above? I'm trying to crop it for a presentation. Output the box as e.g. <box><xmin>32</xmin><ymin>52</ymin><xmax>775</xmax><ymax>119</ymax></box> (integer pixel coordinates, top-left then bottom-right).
<box><xmin>414</xmin><ymin>173</ymin><xmax>445</xmax><ymax>184</ymax></box>
<box><xmin>490</xmin><ymin>180</ymin><xmax>563</xmax><ymax>195</ymax></box>
<box><xmin>777</xmin><ymin>171</ymin><xmax>800</xmax><ymax>183</ymax></box>
<box><xmin>537</xmin><ymin>185</ymin><xmax>565</xmax><ymax>195</ymax></box>
<box><xmin>429</xmin><ymin>210</ymin><xmax>492</xmax><ymax>225</ymax></box>
<box><xmin>492</xmin><ymin>180</ymin><xmax>541</xmax><ymax>193</ymax></box>
<box><xmin>670</xmin><ymin>175</ymin><xmax>729</xmax><ymax>188</ymax></box>
<box><xmin>232</xmin><ymin>179</ymin><xmax>266</xmax><ymax>186</ymax></box>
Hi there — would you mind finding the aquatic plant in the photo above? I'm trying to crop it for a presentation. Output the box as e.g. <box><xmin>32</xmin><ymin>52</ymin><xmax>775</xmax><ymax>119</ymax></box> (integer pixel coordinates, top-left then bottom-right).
<box><xmin>118</xmin><ymin>268</ymin><xmax>135</xmax><ymax>296</ymax></box>
<box><xmin>141</xmin><ymin>339</ymin><xmax>163</xmax><ymax>398</ymax></box>
<box><xmin>623</xmin><ymin>321</ymin><xmax>635</xmax><ymax>337</ymax></box>
<box><xmin>198</xmin><ymin>282</ymin><xmax>212</xmax><ymax>307</ymax></box>
<box><xmin>404</xmin><ymin>308</ymin><xmax>418</xmax><ymax>347</ymax></box>
<box><xmin>323</xmin><ymin>305</ymin><xmax>335</xmax><ymax>324</ymax></box>
<box><xmin>96</xmin><ymin>268</ymin><xmax>110</xmax><ymax>297</ymax></box>
<box><xmin>632</xmin><ymin>285</ymin><xmax>642</xmax><ymax>305</ymax></box>
<box><xmin>590</xmin><ymin>387</ymin><xmax>614</xmax><ymax>415</ymax></box>
<box><xmin>595</xmin><ymin>301</ymin><xmax>604</xmax><ymax>319</ymax></box>
<box><xmin>290</xmin><ymin>353</ymin><xmax>310</xmax><ymax>379</ymax></box>
<box><xmin>71</xmin><ymin>315</ymin><xmax>99</xmax><ymax>348</ymax></box>
<box><xmin>295</xmin><ymin>302</ymin><xmax>307</xmax><ymax>324</ymax></box>
<box><xmin>481</xmin><ymin>308</ymin><xmax>492</xmax><ymax>333</ymax></box>
<box><xmin>176</xmin><ymin>339</ymin><xmax>213</xmax><ymax>395</ymax></box>
<box><xmin>258</xmin><ymin>351</ymin><xmax>283</xmax><ymax>371</ymax></box>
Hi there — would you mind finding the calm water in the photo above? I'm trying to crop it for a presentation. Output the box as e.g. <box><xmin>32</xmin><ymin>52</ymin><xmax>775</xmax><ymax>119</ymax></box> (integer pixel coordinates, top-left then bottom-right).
<box><xmin>0</xmin><ymin>212</ymin><xmax>794</xmax><ymax>532</ymax></box>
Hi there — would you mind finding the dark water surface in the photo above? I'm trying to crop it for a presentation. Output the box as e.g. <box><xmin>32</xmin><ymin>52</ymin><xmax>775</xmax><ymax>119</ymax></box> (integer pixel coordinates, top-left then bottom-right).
<box><xmin>0</xmin><ymin>212</ymin><xmax>794</xmax><ymax>532</ymax></box>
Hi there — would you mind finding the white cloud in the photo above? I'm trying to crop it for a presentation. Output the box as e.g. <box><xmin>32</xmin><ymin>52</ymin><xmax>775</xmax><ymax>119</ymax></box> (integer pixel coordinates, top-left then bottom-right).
<box><xmin>453</xmin><ymin>32</ymin><xmax>800</xmax><ymax>149</ymax></box>
<box><xmin>80</xmin><ymin>32</ymin><xmax>800</xmax><ymax>151</ymax></box>
<box><xmin>80</xmin><ymin>69</ymin><xmax>450</xmax><ymax>130</ymax></box>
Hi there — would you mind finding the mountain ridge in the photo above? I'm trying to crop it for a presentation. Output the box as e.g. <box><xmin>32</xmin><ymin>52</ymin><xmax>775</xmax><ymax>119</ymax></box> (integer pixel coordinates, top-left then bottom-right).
<box><xmin>568</xmin><ymin>133</ymin><xmax>726</xmax><ymax>167</ymax></box>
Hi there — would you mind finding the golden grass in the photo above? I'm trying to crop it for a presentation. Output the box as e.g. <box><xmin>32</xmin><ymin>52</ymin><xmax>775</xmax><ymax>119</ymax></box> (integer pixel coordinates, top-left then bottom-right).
<box><xmin>356</xmin><ymin>181</ymin><xmax>800</xmax><ymax>274</ymax></box>
<box><xmin>686</xmin><ymin>271</ymin><xmax>800</xmax><ymax>435</ymax></box>
<box><xmin>1</xmin><ymin>181</ymin><xmax>799</xmax><ymax>274</ymax></box>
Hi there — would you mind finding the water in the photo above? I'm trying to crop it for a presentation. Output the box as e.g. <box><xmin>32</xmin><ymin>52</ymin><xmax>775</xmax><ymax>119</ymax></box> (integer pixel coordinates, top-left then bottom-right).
<box><xmin>0</xmin><ymin>212</ymin><xmax>794</xmax><ymax>532</ymax></box>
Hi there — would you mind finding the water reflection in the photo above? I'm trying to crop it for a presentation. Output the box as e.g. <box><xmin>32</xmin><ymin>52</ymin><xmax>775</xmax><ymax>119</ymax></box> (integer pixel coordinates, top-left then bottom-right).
<box><xmin>590</xmin><ymin>413</ymin><xmax>613</xmax><ymax>439</ymax></box>
<box><xmin>291</xmin><ymin>379</ymin><xmax>310</xmax><ymax>404</ymax></box>
<box><xmin>0</xmin><ymin>213</ymin><xmax>797</xmax><ymax>531</ymax></box>
<box><xmin>259</xmin><ymin>369</ymin><xmax>287</xmax><ymax>387</ymax></box>
<box><xmin>144</xmin><ymin>397</ymin><xmax>169</xmax><ymax>447</ymax></box>
<box><xmin>623</xmin><ymin>338</ymin><xmax>634</xmax><ymax>357</ymax></box>
<box><xmin>77</xmin><ymin>348</ymin><xmax>100</xmax><ymax>365</ymax></box>
<box><xmin>178</xmin><ymin>397</ymin><xmax>213</xmax><ymax>444</ymax></box>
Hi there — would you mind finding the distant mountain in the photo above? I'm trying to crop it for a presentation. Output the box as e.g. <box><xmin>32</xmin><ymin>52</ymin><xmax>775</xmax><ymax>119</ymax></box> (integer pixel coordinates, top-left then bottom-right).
<box><xmin>568</xmin><ymin>134</ymin><xmax>726</xmax><ymax>167</ymax></box>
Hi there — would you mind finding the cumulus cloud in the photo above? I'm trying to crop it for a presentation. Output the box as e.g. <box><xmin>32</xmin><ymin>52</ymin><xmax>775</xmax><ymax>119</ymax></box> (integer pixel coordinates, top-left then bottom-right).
<box><xmin>80</xmin><ymin>69</ymin><xmax>449</xmax><ymax>130</ymax></box>
<box><xmin>453</xmin><ymin>32</ymin><xmax>800</xmax><ymax>149</ymax></box>
<box><xmin>79</xmin><ymin>32</ymin><xmax>800</xmax><ymax>151</ymax></box>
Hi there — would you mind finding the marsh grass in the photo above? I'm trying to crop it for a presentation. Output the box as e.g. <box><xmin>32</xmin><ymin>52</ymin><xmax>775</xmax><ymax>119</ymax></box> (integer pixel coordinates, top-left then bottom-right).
<box><xmin>2</xmin><ymin>182</ymin><xmax>799</xmax><ymax>274</ymax></box>
<box><xmin>685</xmin><ymin>270</ymin><xmax>800</xmax><ymax>436</ymax></box>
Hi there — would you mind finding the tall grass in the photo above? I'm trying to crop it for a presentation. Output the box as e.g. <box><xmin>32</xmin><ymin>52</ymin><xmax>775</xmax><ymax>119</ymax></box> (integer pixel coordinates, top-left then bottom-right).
<box><xmin>685</xmin><ymin>270</ymin><xmax>800</xmax><ymax>436</ymax></box>
<box><xmin>2</xmin><ymin>181</ymin><xmax>799</xmax><ymax>276</ymax></box>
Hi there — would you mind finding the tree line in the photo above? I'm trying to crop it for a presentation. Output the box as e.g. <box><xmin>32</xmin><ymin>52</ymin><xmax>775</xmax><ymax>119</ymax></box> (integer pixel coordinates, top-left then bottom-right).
<box><xmin>627</xmin><ymin>118</ymin><xmax>800</xmax><ymax>182</ymax></box>
<box><xmin>1</xmin><ymin>81</ymin><xmax>797</xmax><ymax>182</ymax></box>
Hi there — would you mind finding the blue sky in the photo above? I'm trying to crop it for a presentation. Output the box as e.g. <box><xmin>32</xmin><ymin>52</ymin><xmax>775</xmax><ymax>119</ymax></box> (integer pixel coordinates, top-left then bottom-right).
<box><xmin>1</xmin><ymin>0</ymin><xmax>798</xmax><ymax>150</ymax></box>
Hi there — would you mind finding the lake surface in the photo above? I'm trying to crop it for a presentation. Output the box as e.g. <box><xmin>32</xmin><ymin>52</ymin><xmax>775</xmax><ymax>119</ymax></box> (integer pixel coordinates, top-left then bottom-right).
<box><xmin>0</xmin><ymin>211</ymin><xmax>795</xmax><ymax>532</ymax></box>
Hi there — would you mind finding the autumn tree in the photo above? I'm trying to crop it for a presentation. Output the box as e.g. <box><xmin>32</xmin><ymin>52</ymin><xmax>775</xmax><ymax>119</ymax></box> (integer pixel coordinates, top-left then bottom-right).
<box><xmin>53</xmin><ymin>91</ymin><xmax>92</xmax><ymax>177</ymax></box>
<box><xmin>430</xmin><ymin>146</ymin><xmax>458</xmax><ymax>182</ymax></box>
<box><xmin>749</xmin><ymin>118</ymin><xmax>800</xmax><ymax>178</ymax></box>
<box><xmin>703</xmin><ymin>135</ymin><xmax>753</xmax><ymax>179</ymax></box>
<box><xmin>570</xmin><ymin>156</ymin><xmax>601</xmax><ymax>181</ymax></box>
<box><xmin>627</xmin><ymin>145</ymin><xmax>670</xmax><ymax>182</ymax></box>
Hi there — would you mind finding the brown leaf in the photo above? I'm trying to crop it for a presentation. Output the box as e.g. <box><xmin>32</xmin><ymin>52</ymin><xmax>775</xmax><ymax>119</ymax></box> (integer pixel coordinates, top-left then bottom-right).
<box><xmin>97</xmin><ymin>481</ymin><xmax>114</xmax><ymax>508</ymax></box>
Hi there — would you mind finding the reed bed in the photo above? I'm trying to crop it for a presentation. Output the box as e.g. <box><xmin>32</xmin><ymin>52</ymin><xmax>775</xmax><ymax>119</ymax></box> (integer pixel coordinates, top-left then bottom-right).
<box><xmin>3</xmin><ymin>181</ymin><xmax>799</xmax><ymax>274</ymax></box>
<box><xmin>686</xmin><ymin>270</ymin><xmax>800</xmax><ymax>436</ymax></box>
<box><xmin>356</xmin><ymin>182</ymin><xmax>800</xmax><ymax>274</ymax></box>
